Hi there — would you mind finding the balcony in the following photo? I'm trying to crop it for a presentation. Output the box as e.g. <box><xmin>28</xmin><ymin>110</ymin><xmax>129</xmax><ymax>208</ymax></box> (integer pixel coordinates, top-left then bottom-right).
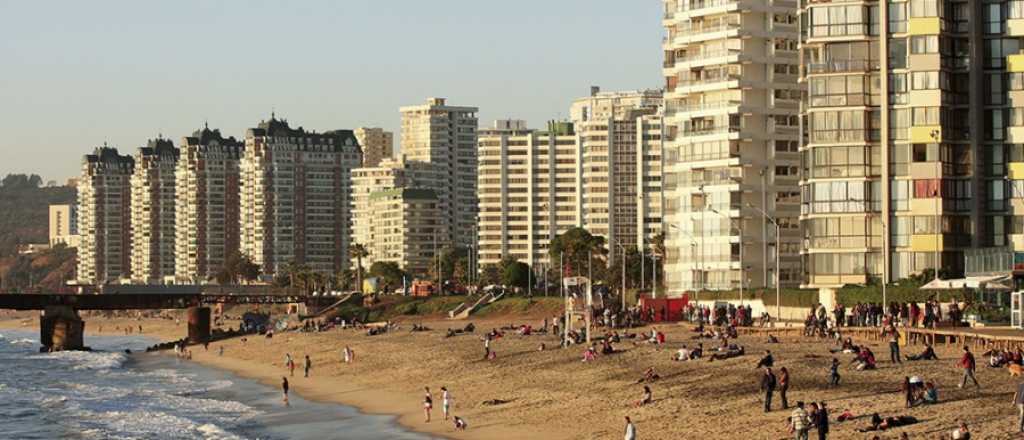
<box><xmin>907</xmin><ymin>17</ymin><xmax>941</xmax><ymax>36</ymax></box>
<box><xmin>805</xmin><ymin>59</ymin><xmax>881</xmax><ymax>75</ymax></box>
<box><xmin>672</xmin><ymin>49</ymin><xmax>742</xmax><ymax>66</ymax></box>
<box><xmin>681</xmin><ymin>126</ymin><xmax>742</xmax><ymax>138</ymax></box>
<box><xmin>908</xmin><ymin>161</ymin><xmax>943</xmax><ymax>180</ymax></box>
<box><xmin>665</xmin><ymin>100</ymin><xmax>742</xmax><ymax>115</ymax></box>
<box><xmin>1009</xmin><ymin>53</ymin><xmax>1024</xmax><ymax>73</ymax></box>
<box><xmin>1010</xmin><ymin>19</ymin><xmax>1024</xmax><ymax>37</ymax></box>
<box><xmin>1010</xmin><ymin>162</ymin><xmax>1024</xmax><ymax>180</ymax></box>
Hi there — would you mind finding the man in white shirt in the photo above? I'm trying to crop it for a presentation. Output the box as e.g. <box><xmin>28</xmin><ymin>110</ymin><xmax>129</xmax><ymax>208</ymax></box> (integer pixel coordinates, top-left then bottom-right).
<box><xmin>624</xmin><ymin>416</ymin><xmax>636</xmax><ymax>440</ymax></box>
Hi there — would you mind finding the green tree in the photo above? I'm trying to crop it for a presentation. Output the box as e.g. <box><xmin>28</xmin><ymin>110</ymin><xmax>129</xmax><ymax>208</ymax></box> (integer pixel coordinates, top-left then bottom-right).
<box><xmin>548</xmin><ymin>227</ymin><xmax>607</xmax><ymax>278</ymax></box>
<box><xmin>348</xmin><ymin>243</ymin><xmax>369</xmax><ymax>292</ymax></box>
<box><xmin>426</xmin><ymin>246</ymin><xmax>470</xmax><ymax>284</ymax></box>
<box><xmin>502</xmin><ymin>260</ymin><xmax>531</xmax><ymax>291</ymax></box>
<box><xmin>479</xmin><ymin>263</ymin><xmax>502</xmax><ymax>286</ymax></box>
<box><xmin>216</xmin><ymin>251</ymin><xmax>260</xmax><ymax>284</ymax></box>
<box><xmin>368</xmin><ymin>261</ymin><xmax>407</xmax><ymax>291</ymax></box>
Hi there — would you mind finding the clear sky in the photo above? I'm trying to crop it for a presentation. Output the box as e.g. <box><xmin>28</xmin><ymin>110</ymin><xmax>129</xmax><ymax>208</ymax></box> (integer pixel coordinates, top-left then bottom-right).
<box><xmin>0</xmin><ymin>1</ymin><xmax>663</xmax><ymax>182</ymax></box>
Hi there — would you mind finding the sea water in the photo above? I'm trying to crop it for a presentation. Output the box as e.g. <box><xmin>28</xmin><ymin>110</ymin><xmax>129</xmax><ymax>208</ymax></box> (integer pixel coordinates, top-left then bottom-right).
<box><xmin>0</xmin><ymin>329</ymin><xmax>438</xmax><ymax>440</ymax></box>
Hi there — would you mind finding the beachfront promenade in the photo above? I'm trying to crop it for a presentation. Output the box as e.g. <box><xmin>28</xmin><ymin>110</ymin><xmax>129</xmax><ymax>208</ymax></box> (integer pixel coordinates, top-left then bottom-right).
<box><xmin>741</xmin><ymin>325</ymin><xmax>1024</xmax><ymax>350</ymax></box>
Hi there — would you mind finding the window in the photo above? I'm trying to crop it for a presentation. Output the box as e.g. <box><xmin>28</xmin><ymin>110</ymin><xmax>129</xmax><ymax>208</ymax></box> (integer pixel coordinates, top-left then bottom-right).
<box><xmin>987</xmin><ymin>73</ymin><xmax>1005</xmax><ymax>106</ymax></box>
<box><xmin>910</xmin><ymin>35</ymin><xmax>938</xmax><ymax>54</ymax></box>
<box><xmin>986</xmin><ymin>39</ymin><xmax>1022</xmax><ymax>69</ymax></box>
<box><xmin>811</xmin><ymin>110</ymin><xmax>867</xmax><ymax>143</ymax></box>
<box><xmin>888</xmin><ymin>2</ymin><xmax>908</xmax><ymax>33</ymax></box>
<box><xmin>1011</xmin><ymin>73</ymin><xmax>1024</xmax><ymax>91</ymax></box>
<box><xmin>810</xmin><ymin>5</ymin><xmax>868</xmax><ymax>37</ymax></box>
<box><xmin>911</xmin><ymin>71</ymin><xmax>945</xmax><ymax>90</ymax></box>
<box><xmin>889</xmin><ymin>73</ymin><xmax>908</xmax><ymax>105</ymax></box>
<box><xmin>985</xmin><ymin>3</ymin><xmax>1005</xmax><ymax>34</ymax></box>
<box><xmin>1012</xmin><ymin>0</ymin><xmax>1024</xmax><ymax>19</ymax></box>
<box><xmin>912</xmin><ymin>107</ymin><xmax>941</xmax><ymax>126</ymax></box>
<box><xmin>913</xmin><ymin>179</ymin><xmax>941</xmax><ymax>198</ymax></box>
<box><xmin>909</xmin><ymin>0</ymin><xmax>941</xmax><ymax>18</ymax></box>
<box><xmin>889</xmin><ymin>38</ymin><xmax>907</xmax><ymax>69</ymax></box>
<box><xmin>810</xmin><ymin>75</ymin><xmax>868</xmax><ymax>107</ymax></box>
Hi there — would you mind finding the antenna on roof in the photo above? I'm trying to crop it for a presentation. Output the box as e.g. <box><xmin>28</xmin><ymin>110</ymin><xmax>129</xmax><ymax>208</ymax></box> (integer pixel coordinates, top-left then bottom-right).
<box><xmin>271</xmin><ymin>106</ymin><xmax>276</xmax><ymax>120</ymax></box>
<box><xmin>204</xmin><ymin>119</ymin><xmax>209</xmax><ymax>130</ymax></box>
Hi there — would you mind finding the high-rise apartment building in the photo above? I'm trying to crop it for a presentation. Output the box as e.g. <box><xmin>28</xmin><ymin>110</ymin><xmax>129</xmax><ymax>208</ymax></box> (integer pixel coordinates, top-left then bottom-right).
<box><xmin>662</xmin><ymin>0</ymin><xmax>803</xmax><ymax>294</ymax></box>
<box><xmin>799</xmin><ymin>0</ymin><xmax>1018</xmax><ymax>286</ymax></box>
<box><xmin>175</xmin><ymin>126</ymin><xmax>245</xmax><ymax>283</ymax></box>
<box><xmin>570</xmin><ymin>88</ymin><xmax>665</xmax><ymax>252</ymax></box>
<box><xmin>129</xmin><ymin>138</ymin><xmax>179</xmax><ymax>283</ymax></box>
<box><xmin>477</xmin><ymin>120</ymin><xmax>583</xmax><ymax>268</ymax></box>
<box><xmin>239</xmin><ymin>117</ymin><xmax>362</xmax><ymax>277</ymax></box>
<box><xmin>77</xmin><ymin>147</ymin><xmax>134</xmax><ymax>284</ymax></box>
<box><xmin>49</xmin><ymin>204</ymin><xmax>79</xmax><ymax>248</ymax></box>
<box><xmin>354</xmin><ymin>127</ymin><xmax>394</xmax><ymax>167</ymax></box>
<box><xmin>351</xmin><ymin>156</ymin><xmax>442</xmax><ymax>272</ymax></box>
<box><xmin>400</xmin><ymin>98</ymin><xmax>479</xmax><ymax>247</ymax></box>
<box><xmin>364</xmin><ymin>188</ymin><xmax>442</xmax><ymax>274</ymax></box>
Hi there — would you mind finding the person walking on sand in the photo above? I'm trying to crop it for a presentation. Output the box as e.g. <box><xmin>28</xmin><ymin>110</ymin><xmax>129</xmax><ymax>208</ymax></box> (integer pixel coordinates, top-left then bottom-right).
<box><xmin>281</xmin><ymin>377</ymin><xmax>290</xmax><ymax>405</ymax></box>
<box><xmin>304</xmin><ymin>355</ymin><xmax>312</xmax><ymax>378</ymax></box>
<box><xmin>423</xmin><ymin>387</ymin><xmax>433</xmax><ymax>422</ymax></box>
<box><xmin>815</xmin><ymin>402</ymin><xmax>830</xmax><ymax>440</ymax></box>
<box><xmin>441</xmin><ymin>386</ymin><xmax>453</xmax><ymax>421</ymax></box>
<box><xmin>788</xmin><ymin>401</ymin><xmax>810</xmax><ymax>440</ymax></box>
<box><xmin>761</xmin><ymin>367</ymin><xmax>777</xmax><ymax>412</ymax></box>
<box><xmin>958</xmin><ymin>346</ymin><xmax>980</xmax><ymax>390</ymax></box>
<box><xmin>482</xmin><ymin>334</ymin><xmax>492</xmax><ymax>360</ymax></box>
<box><xmin>779</xmin><ymin>367</ymin><xmax>791</xmax><ymax>410</ymax></box>
<box><xmin>828</xmin><ymin>358</ymin><xmax>841</xmax><ymax>386</ymax></box>
<box><xmin>624</xmin><ymin>416</ymin><xmax>637</xmax><ymax>440</ymax></box>
<box><xmin>1013</xmin><ymin>381</ymin><xmax>1024</xmax><ymax>432</ymax></box>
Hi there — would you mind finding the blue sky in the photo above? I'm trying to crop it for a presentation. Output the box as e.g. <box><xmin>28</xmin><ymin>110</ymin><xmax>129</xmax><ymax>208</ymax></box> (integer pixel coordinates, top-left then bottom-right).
<box><xmin>0</xmin><ymin>1</ymin><xmax>663</xmax><ymax>181</ymax></box>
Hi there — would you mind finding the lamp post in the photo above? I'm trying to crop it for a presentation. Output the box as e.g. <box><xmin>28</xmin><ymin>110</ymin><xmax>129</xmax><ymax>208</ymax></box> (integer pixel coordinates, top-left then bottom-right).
<box><xmin>616</xmin><ymin>243</ymin><xmax>628</xmax><ymax>308</ymax></box>
<box><xmin>710</xmin><ymin>207</ymin><xmax>742</xmax><ymax>306</ymax></box>
<box><xmin>668</xmin><ymin>223</ymin><xmax>699</xmax><ymax>301</ymax></box>
<box><xmin>930</xmin><ymin>129</ymin><xmax>941</xmax><ymax>282</ymax></box>
<box><xmin>747</xmin><ymin>203</ymin><xmax>781</xmax><ymax>323</ymax></box>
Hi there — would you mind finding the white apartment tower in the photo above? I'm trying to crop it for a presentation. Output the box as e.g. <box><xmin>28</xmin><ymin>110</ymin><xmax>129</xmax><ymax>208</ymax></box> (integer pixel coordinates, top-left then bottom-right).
<box><xmin>239</xmin><ymin>117</ymin><xmax>363</xmax><ymax>277</ymax></box>
<box><xmin>400</xmin><ymin>98</ymin><xmax>479</xmax><ymax>247</ymax></box>
<box><xmin>570</xmin><ymin>88</ymin><xmax>664</xmax><ymax>253</ymax></box>
<box><xmin>175</xmin><ymin>126</ymin><xmax>244</xmax><ymax>283</ymax></box>
<box><xmin>351</xmin><ymin>156</ymin><xmax>441</xmax><ymax>272</ymax></box>
<box><xmin>129</xmin><ymin>138</ymin><xmax>179</xmax><ymax>283</ymax></box>
<box><xmin>49</xmin><ymin>204</ymin><xmax>79</xmax><ymax>248</ymax></box>
<box><xmin>662</xmin><ymin>0</ymin><xmax>803</xmax><ymax>294</ymax></box>
<box><xmin>477</xmin><ymin>120</ymin><xmax>583</xmax><ymax>268</ymax></box>
<box><xmin>77</xmin><ymin>147</ymin><xmax>134</xmax><ymax>285</ymax></box>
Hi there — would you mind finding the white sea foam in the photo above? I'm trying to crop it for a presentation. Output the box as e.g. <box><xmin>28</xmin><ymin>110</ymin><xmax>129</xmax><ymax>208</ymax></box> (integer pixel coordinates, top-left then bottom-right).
<box><xmin>34</xmin><ymin>350</ymin><xmax>128</xmax><ymax>371</ymax></box>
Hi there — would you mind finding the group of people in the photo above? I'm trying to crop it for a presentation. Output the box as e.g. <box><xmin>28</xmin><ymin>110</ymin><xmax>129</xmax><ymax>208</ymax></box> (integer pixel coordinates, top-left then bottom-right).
<box><xmin>422</xmin><ymin>386</ymin><xmax>466</xmax><ymax>430</ymax></box>
<box><xmin>828</xmin><ymin>299</ymin><xmax>965</xmax><ymax>329</ymax></box>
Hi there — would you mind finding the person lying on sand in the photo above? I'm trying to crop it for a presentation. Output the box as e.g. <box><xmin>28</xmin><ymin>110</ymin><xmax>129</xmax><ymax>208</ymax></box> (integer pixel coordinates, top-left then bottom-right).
<box><xmin>906</xmin><ymin>343</ymin><xmax>938</xmax><ymax>361</ymax></box>
<box><xmin>708</xmin><ymin>345</ymin><xmax>745</xmax><ymax>362</ymax></box>
<box><xmin>829</xmin><ymin>337</ymin><xmax>859</xmax><ymax>354</ymax></box>
<box><xmin>637</xmin><ymin>367</ymin><xmax>660</xmax><ymax>383</ymax></box>
<box><xmin>857</xmin><ymin>413</ymin><xmax>918</xmax><ymax>432</ymax></box>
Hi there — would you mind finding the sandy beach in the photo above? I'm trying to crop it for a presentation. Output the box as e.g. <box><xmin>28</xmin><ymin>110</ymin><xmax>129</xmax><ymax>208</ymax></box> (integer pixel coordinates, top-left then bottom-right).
<box><xmin>3</xmin><ymin>308</ymin><xmax>1022</xmax><ymax>439</ymax></box>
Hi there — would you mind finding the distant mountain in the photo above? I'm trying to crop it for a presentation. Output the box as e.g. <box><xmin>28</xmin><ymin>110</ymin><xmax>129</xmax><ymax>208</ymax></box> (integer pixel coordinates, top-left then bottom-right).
<box><xmin>0</xmin><ymin>174</ymin><xmax>76</xmax><ymax>257</ymax></box>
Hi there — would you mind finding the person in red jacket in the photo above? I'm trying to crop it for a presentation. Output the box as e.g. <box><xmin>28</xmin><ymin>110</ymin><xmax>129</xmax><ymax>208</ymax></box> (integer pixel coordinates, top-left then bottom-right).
<box><xmin>958</xmin><ymin>346</ymin><xmax>980</xmax><ymax>390</ymax></box>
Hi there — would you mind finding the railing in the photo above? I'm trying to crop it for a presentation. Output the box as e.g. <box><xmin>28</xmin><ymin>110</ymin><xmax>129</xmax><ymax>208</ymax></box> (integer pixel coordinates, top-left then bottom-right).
<box><xmin>677</xmin><ymin>22</ymin><xmax>741</xmax><ymax>35</ymax></box>
<box><xmin>666</xmin><ymin>100</ymin><xmax>742</xmax><ymax>114</ymax></box>
<box><xmin>678</xmin><ymin>74</ymin><xmax>741</xmax><ymax>88</ymax></box>
<box><xmin>673</xmin><ymin>49</ymin><xmax>742</xmax><ymax>64</ymax></box>
<box><xmin>682</xmin><ymin>0</ymin><xmax>740</xmax><ymax>11</ymax></box>
<box><xmin>805</xmin><ymin>59</ymin><xmax>881</xmax><ymax>74</ymax></box>
<box><xmin>682</xmin><ymin>126</ymin><xmax>742</xmax><ymax>137</ymax></box>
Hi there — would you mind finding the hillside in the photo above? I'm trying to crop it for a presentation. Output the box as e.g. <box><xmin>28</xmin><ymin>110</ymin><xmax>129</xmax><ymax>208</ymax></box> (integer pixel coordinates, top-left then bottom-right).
<box><xmin>0</xmin><ymin>174</ymin><xmax>77</xmax><ymax>291</ymax></box>
<box><xmin>0</xmin><ymin>174</ymin><xmax>76</xmax><ymax>257</ymax></box>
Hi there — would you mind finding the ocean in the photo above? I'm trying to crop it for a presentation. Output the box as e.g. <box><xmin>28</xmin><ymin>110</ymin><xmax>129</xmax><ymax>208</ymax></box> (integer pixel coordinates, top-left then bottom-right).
<box><xmin>0</xmin><ymin>329</ymin><xmax>438</xmax><ymax>440</ymax></box>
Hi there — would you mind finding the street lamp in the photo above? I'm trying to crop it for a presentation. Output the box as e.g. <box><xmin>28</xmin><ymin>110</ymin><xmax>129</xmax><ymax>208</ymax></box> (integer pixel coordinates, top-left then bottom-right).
<box><xmin>615</xmin><ymin>243</ymin><xmax>628</xmax><ymax>308</ymax></box>
<box><xmin>747</xmin><ymin>203</ymin><xmax>781</xmax><ymax>323</ymax></box>
<box><xmin>710</xmin><ymin>207</ymin><xmax>743</xmax><ymax>306</ymax></box>
<box><xmin>930</xmin><ymin>129</ymin><xmax>941</xmax><ymax>282</ymax></box>
<box><xmin>667</xmin><ymin>223</ymin><xmax>700</xmax><ymax>301</ymax></box>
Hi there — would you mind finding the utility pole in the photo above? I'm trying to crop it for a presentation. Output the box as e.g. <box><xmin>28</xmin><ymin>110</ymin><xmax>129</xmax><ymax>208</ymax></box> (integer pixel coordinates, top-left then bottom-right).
<box><xmin>748</xmin><ymin>203</ymin><xmax>781</xmax><ymax>323</ymax></box>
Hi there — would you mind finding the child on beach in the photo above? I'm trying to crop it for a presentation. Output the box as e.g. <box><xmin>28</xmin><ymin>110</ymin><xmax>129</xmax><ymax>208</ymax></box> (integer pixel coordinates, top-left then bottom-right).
<box><xmin>453</xmin><ymin>416</ymin><xmax>467</xmax><ymax>431</ymax></box>
<box><xmin>423</xmin><ymin>387</ymin><xmax>433</xmax><ymax>422</ymax></box>
<box><xmin>304</xmin><ymin>355</ymin><xmax>312</xmax><ymax>378</ymax></box>
<box><xmin>829</xmin><ymin>358</ymin><xmax>841</xmax><ymax>386</ymax></box>
<box><xmin>281</xmin><ymin>377</ymin><xmax>290</xmax><ymax>405</ymax></box>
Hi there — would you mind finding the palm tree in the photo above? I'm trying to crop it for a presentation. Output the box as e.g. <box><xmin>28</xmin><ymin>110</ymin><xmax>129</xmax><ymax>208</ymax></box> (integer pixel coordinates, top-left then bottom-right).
<box><xmin>349</xmin><ymin>243</ymin><xmax>369</xmax><ymax>293</ymax></box>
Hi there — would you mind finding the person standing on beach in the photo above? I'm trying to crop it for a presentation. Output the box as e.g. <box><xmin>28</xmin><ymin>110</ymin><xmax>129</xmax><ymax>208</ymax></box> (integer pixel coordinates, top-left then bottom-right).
<box><xmin>815</xmin><ymin>402</ymin><xmax>830</xmax><ymax>440</ymax></box>
<box><xmin>423</xmin><ymin>386</ymin><xmax>433</xmax><ymax>422</ymax></box>
<box><xmin>281</xmin><ymin>377</ymin><xmax>290</xmax><ymax>405</ymax></box>
<box><xmin>885</xmin><ymin>324</ymin><xmax>902</xmax><ymax>364</ymax></box>
<box><xmin>761</xmin><ymin>367</ymin><xmax>777</xmax><ymax>413</ymax></box>
<box><xmin>779</xmin><ymin>367</ymin><xmax>791</xmax><ymax>410</ymax></box>
<box><xmin>624</xmin><ymin>416</ymin><xmax>636</xmax><ymax>440</ymax></box>
<box><xmin>304</xmin><ymin>355</ymin><xmax>312</xmax><ymax>378</ymax></box>
<box><xmin>788</xmin><ymin>401</ymin><xmax>810</xmax><ymax>440</ymax></box>
<box><xmin>958</xmin><ymin>346</ymin><xmax>980</xmax><ymax>390</ymax></box>
<box><xmin>828</xmin><ymin>358</ymin><xmax>840</xmax><ymax>386</ymax></box>
<box><xmin>441</xmin><ymin>386</ymin><xmax>453</xmax><ymax>421</ymax></box>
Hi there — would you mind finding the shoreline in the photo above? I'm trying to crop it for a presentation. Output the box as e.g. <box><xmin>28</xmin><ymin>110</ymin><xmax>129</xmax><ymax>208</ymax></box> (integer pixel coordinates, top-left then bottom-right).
<box><xmin>5</xmin><ymin>311</ymin><xmax>1023</xmax><ymax>439</ymax></box>
<box><xmin>0</xmin><ymin>314</ymin><xmax>550</xmax><ymax>440</ymax></box>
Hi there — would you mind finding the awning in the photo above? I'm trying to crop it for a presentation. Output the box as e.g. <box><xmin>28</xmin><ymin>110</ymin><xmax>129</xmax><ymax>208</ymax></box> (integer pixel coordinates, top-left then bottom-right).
<box><xmin>920</xmin><ymin>274</ymin><xmax>1014</xmax><ymax>291</ymax></box>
